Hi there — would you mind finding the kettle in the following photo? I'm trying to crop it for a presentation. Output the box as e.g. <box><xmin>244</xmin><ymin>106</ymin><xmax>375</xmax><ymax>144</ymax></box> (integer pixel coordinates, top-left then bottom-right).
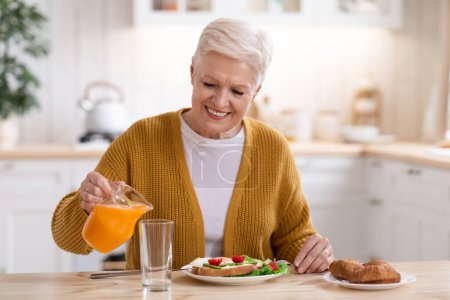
<box><xmin>79</xmin><ymin>81</ymin><xmax>130</xmax><ymax>140</ymax></box>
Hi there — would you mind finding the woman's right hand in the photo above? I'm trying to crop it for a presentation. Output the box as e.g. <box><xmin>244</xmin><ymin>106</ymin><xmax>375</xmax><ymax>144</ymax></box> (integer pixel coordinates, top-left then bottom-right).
<box><xmin>79</xmin><ymin>171</ymin><xmax>113</xmax><ymax>214</ymax></box>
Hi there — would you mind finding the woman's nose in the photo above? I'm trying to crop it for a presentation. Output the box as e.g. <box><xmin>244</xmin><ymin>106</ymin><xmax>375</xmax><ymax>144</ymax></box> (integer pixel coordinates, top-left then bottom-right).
<box><xmin>213</xmin><ymin>89</ymin><xmax>230</xmax><ymax>107</ymax></box>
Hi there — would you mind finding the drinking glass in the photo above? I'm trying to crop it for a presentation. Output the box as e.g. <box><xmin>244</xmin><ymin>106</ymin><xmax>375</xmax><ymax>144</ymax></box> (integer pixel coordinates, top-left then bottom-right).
<box><xmin>140</xmin><ymin>219</ymin><xmax>174</xmax><ymax>291</ymax></box>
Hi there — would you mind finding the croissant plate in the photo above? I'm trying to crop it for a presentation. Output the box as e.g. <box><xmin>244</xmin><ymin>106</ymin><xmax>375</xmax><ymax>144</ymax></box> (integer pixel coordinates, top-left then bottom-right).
<box><xmin>329</xmin><ymin>259</ymin><xmax>401</xmax><ymax>284</ymax></box>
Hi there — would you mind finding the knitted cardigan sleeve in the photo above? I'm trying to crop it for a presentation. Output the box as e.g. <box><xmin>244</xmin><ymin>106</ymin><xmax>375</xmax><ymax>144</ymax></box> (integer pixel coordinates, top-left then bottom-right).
<box><xmin>270</xmin><ymin>140</ymin><xmax>316</xmax><ymax>262</ymax></box>
<box><xmin>51</xmin><ymin>126</ymin><xmax>132</xmax><ymax>255</ymax></box>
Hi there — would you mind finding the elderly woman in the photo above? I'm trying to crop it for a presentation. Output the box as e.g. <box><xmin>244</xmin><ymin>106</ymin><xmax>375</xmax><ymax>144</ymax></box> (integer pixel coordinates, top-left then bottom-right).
<box><xmin>52</xmin><ymin>18</ymin><xmax>333</xmax><ymax>274</ymax></box>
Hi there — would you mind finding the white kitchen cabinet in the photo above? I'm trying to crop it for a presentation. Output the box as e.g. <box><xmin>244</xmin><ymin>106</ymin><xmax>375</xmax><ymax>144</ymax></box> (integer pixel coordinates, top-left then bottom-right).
<box><xmin>391</xmin><ymin>162</ymin><xmax>447</xmax><ymax>214</ymax></box>
<box><xmin>0</xmin><ymin>158</ymin><xmax>99</xmax><ymax>273</ymax></box>
<box><xmin>391</xmin><ymin>208</ymin><xmax>420</xmax><ymax>261</ymax></box>
<box><xmin>134</xmin><ymin>0</ymin><xmax>314</xmax><ymax>25</ymax></box>
<box><xmin>317</xmin><ymin>0</ymin><xmax>403</xmax><ymax>29</ymax></box>
<box><xmin>390</xmin><ymin>204</ymin><xmax>450</xmax><ymax>261</ymax></box>
<box><xmin>365</xmin><ymin>158</ymin><xmax>394</xmax><ymax>260</ymax></box>
<box><xmin>366</xmin><ymin>157</ymin><xmax>450</xmax><ymax>262</ymax></box>
<box><xmin>301</xmin><ymin>155</ymin><xmax>450</xmax><ymax>263</ymax></box>
<box><xmin>420</xmin><ymin>217</ymin><xmax>450</xmax><ymax>260</ymax></box>
<box><xmin>296</xmin><ymin>156</ymin><xmax>368</xmax><ymax>261</ymax></box>
<box><xmin>133</xmin><ymin>0</ymin><xmax>402</xmax><ymax>28</ymax></box>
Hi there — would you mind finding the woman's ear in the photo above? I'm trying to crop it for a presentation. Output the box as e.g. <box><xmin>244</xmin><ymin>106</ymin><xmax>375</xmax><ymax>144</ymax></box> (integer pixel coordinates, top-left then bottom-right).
<box><xmin>190</xmin><ymin>64</ymin><xmax>194</xmax><ymax>85</ymax></box>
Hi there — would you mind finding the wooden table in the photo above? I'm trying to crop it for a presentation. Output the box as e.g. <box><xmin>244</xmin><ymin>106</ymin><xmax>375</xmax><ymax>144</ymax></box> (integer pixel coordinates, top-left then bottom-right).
<box><xmin>0</xmin><ymin>261</ymin><xmax>449</xmax><ymax>299</ymax></box>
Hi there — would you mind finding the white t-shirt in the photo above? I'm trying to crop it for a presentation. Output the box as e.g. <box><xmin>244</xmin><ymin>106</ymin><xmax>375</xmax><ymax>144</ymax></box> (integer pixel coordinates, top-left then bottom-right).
<box><xmin>180</xmin><ymin>116</ymin><xmax>245</xmax><ymax>257</ymax></box>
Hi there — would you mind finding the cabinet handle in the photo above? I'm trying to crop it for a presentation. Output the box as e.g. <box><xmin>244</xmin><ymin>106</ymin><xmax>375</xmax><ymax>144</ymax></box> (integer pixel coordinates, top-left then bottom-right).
<box><xmin>407</xmin><ymin>168</ymin><xmax>421</xmax><ymax>176</ymax></box>
<box><xmin>1</xmin><ymin>161</ymin><xmax>15</xmax><ymax>170</ymax></box>
<box><xmin>371</xmin><ymin>161</ymin><xmax>382</xmax><ymax>168</ymax></box>
<box><xmin>369</xmin><ymin>198</ymin><xmax>383</xmax><ymax>206</ymax></box>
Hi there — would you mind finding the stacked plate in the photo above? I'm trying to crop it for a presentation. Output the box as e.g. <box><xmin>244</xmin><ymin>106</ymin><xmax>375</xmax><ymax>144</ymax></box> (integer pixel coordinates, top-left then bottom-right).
<box><xmin>342</xmin><ymin>126</ymin><xmax>395</xmax><ymax>144</ymax></box>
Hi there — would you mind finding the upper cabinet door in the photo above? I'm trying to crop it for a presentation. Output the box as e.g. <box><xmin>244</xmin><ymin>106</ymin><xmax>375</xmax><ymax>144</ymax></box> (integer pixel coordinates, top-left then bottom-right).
<box><xmin>316</xmin><ymin>0</ymin><xmax>403</xmax><ymax>29</ymax></box>
<box><xmin>133</xmin><ymin>0</ymin><xmax>402</xmax><ymax>28</ymax></box>
<box><xmin>133</xmin><ymin>0</ymin><xmax>315</xmax><ymax>26</ymax></box>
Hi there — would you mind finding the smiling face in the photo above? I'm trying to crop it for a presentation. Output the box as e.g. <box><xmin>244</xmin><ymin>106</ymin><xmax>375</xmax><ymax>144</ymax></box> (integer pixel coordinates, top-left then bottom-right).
<box><xmin>183</xmin><ymin>52</ymin><xmax>261</xmax><ymax>139</ymax></box>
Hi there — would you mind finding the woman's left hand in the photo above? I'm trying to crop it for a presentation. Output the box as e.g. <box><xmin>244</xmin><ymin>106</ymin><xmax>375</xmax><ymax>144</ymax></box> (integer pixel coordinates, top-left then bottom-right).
<box><xmin>293</xmin><ymin>233</ymin><xmax>334</xmax><ymax>273</ymax></box>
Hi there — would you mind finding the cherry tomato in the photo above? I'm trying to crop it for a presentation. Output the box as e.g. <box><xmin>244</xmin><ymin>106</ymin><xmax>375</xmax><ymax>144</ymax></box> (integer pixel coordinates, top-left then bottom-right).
<box><xmin>231</xmin><ymin>255</ymin><xmax>245</xmax><ymax>263</ymax></box>
<box><xmin>268</xmin><ymin>261</ymin><xmax>279</xmax><ymax>271</ymax></box>
<box><xmin>208</xmin><ymin>258</ymin><xmax>222</xmax><ymax>266</ymax></box>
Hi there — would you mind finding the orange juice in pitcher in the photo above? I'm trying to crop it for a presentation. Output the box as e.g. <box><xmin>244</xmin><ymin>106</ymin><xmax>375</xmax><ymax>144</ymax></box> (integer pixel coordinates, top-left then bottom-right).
<box><xmin>82</xmin><ymin>183</ymin><xmax>152</xmax><ymax>253</ymax></box>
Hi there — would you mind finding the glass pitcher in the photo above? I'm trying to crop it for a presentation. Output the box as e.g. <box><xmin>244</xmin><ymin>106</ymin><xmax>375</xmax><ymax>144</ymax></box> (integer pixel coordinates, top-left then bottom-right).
<box><xmin>82</xmin><ymin>182</ymin><xmax>153</xmax><ymax>254</ymax></box>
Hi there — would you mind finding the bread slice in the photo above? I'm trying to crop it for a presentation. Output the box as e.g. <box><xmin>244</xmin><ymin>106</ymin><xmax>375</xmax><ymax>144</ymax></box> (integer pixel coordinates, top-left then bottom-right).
<box><xmin>190</xmin><ymin>257</ymin><xmax>210</xmax><ymax>275</ymax></box>
<box><xmin>197</xmin><ymin>264</ymin><xmax>257</xmax><ymax>277</ymax></box>
<box><xmin>189</xmin><ymin>257</ymin><xmax>257</xmax><ymax>277</ymax></box>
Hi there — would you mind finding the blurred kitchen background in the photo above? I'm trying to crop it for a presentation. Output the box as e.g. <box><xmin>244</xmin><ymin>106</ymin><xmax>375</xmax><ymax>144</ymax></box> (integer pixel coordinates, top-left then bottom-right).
<box><xmin>1</xmin><ymin>0</ymin><xmax>450</xmax><ymax>274</ymax></box>
<box><xmin>4</xmin><ymin>0</ymin><xmax>448</xmax><ymax>145</ymax></box>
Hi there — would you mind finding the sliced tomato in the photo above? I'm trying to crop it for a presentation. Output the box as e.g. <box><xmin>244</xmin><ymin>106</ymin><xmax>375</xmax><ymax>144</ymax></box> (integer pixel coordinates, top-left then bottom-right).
<box><xmin>208</xmin><ymin>258</ymin><xmax>222</xmax><ymax>266</ymax></box>
<box><xmin>231</xmin><ymin>255</ymin><xmax>245</xmax><ymax>263</ymax></box>
<box><xmin>268</xmin><ymin>261</ymin><xmax>279</xmax><ymax>271</ymax></box>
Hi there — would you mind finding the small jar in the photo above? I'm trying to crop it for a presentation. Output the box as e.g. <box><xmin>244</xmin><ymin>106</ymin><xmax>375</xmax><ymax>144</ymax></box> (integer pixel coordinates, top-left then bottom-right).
<box><xmin>314</xmin><ymin>110</ymin><xmax>342</xmax><ymax>142</ymax></box>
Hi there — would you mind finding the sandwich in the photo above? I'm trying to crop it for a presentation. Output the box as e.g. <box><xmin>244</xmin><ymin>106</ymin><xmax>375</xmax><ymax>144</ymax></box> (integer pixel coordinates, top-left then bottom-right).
<box><xmin>189</xmin><ymin>255</ymin><xmax>289</xmax><ymax>277</ymax></box>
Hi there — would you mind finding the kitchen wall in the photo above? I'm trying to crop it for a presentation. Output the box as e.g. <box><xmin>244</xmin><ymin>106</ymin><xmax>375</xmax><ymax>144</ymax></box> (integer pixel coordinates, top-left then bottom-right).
<box><xmin>18</xmin><ymin>0</ymin><xmax>447</xmax><ymax>144</ymax></box>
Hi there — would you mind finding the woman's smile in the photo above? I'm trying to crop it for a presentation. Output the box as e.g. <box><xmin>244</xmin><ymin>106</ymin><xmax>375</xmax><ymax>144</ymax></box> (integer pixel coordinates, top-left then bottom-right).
<box><xmin>205</xmin><ymin>105</ymin><xmax>230</xmax><ymax>120</ymax></box>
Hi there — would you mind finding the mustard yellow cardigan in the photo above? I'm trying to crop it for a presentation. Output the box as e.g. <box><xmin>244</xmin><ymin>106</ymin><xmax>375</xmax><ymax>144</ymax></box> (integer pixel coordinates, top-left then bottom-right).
<box><xmin>51</xmin><ymin>109</ymin><xmax>316</xmax><ymax>270</ymax></box>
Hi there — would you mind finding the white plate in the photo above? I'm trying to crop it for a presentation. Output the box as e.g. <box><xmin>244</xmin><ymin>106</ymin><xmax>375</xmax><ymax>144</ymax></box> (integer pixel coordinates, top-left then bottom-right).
<box><xmin>427</xmin><ymin>147</ymin><xmax>450</xmax><ymax>157</ymax></box>
<box><xmin>343</xmin><ymin>134</ymin><xmax>396</xmax><ymax>144</ymax></box>
<box><xmin>181</xmin><ymin>265</ymin><xmax>285</xmax><ymax>286</ymax></box>
<box><xmin>323</xmin><ymin>271</ymin><xmax>416</xmax><ymax>290</ymax></box>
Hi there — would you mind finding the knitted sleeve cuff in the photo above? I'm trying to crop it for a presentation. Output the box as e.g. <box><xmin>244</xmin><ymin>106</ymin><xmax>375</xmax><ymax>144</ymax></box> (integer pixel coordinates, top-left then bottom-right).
<box><xmin>51</xmin><ymin>191</ymin><xmax>93</xmax><ymax>255</ymax></box>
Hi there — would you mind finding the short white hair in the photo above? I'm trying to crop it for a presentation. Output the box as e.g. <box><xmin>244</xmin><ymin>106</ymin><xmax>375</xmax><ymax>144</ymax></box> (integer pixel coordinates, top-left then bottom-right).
<box><xmin>192</xmin><ymin>18</ymin><xmax>273</xmax><ymax>86</ymax></box>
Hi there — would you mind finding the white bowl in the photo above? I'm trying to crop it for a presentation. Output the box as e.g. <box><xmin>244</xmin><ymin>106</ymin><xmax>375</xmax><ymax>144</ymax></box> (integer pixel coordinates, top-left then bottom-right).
<box><xmin>342</xmin><ymin>126</ymin><xmax>380</xmax><ymax>143</ymax></box>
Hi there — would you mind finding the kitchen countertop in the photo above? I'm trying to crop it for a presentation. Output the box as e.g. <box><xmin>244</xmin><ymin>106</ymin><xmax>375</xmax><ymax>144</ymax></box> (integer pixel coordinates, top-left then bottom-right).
<box><xmin>0</xmin><ymin>261</ymin><xmax>448</xmax><ymax>299</ymax></box>
<box><xmin>364</xmin><ymin>143</ymin><xmax>450</xmax><ymax>169</ymax></box>
<box><xmin>1</xmin><ymin>142</ymin><xmax>450</xmax><ymax>169</ymax></box>
<box><xmin>0</xmin><ymin>144</ymin><xmax>105</xmax><ymax>159</ymax></box>
<box><xmin>290</xmin><ymin>142</ymin><xmax>365</xmax><ymax>156</ymax></box>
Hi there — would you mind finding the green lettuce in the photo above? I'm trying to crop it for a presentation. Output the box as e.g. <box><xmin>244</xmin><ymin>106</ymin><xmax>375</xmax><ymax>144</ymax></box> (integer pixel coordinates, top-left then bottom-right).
<box><xmin>235</xmin><ymin>259</ymin><xmax>289</xmax><ymax>277</ymax></box>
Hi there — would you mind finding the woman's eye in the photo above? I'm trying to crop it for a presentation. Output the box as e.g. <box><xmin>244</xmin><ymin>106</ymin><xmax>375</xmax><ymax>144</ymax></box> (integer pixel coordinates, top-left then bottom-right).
<box><xmin>203</xmin><ymin>82</ymin><xmax>216</xmax><ymax>88</ymax></box>
<box><xmin>232</xmin><ymin>89</ymin><xmax>244</xmax><ymax>96</ymax></box>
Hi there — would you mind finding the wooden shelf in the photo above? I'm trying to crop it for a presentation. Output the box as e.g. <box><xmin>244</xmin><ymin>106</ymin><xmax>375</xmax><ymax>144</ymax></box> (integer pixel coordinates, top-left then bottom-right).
<box><xmin>133</xmin><ymin>0</ymin><xmax>403</xmax><ymax>29</ymax></box>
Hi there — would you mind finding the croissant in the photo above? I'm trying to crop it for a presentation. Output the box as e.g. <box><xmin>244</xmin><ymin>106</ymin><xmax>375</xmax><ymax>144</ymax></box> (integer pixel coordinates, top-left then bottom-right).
<box><xmin>329</xmin><ymin>259</ymin><xmax>401</xmax><ymax>284</ymax></box>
